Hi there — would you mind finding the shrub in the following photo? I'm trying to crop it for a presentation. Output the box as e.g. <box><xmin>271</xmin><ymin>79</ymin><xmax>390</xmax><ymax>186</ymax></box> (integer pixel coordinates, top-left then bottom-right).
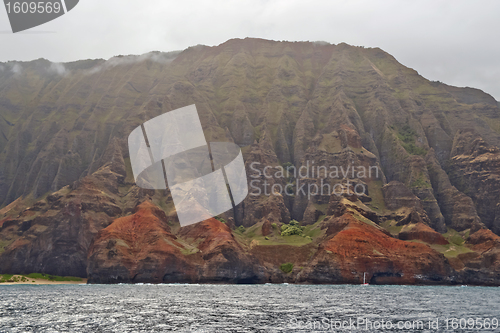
<box><xmin>281</xmin><ymin>225</ymin><xmax>303</xmax><ymax>236</ymax></box>
<box><xmin>264</xmin><ymin>236</ymin><xmax>269</xmax><ymax>240</ymax></box>
<box><xmin>280</xmin><ymin>220</ymin><xmax>305</xmax><ymax>236</ymax></box>
<box><xmin>215</xmin><ymin>216</ymin><xmax>226</xmax><ymax>223</ymax></box>
<box><xmin>279</xmin><ymin>263</ymin><xmax>294</xmax><ymax>273</ymax></box>
<box><xmin>271</xmin><ymin>223</ymin><xmax>277</xmax><ymax>229</ymax></box>
<box><xmin>237</xmin><ymin>225</ymin><xmax>246</xmax><ymax>233</ymax></box>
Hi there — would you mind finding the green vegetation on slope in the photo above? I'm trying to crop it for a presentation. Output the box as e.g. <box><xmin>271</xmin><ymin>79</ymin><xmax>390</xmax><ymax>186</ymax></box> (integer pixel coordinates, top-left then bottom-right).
<box><xmin>24</xmin><ymin>273</ymin><xmax>83</xmax><ymax>281</ymax></box>
<box><xmin>429</xmin><ymin>243</ymin><xmax>473</xmax><ymax>258</ymax></box>
<box><xmin>234</xmin><ymin>220</ymin><xmax>314</xmax><ymax>247</ymax></box>
<box><xmin>397</xmin><ymin>125</ymin><xmax>427</xmax><ymax>156</ymax></box>
<box><xmin>279</xmin><ymin>262</ymin><xmax>294</xmax><ymax>273</ymax></box>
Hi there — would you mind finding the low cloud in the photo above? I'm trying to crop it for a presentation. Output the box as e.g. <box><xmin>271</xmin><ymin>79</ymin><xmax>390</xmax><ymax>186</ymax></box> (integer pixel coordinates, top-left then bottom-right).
<box><xmin>48</xmin><ymin>62</ymin><xmax>67</xmax><ymax>76</ymax></box>
<box><xmin>86</xmin><ymin>51</ymin><xmax>181</xmax><ymax>75</ymax></box>
<box><xmin>10</xmin><ymin>64</ymin><xmax>22</xmax><ymax>75</ymax></box>
<box><xmin>312</xmin><ymin>41</ymin><xmax>331</xmax><ymax>46</ymax></box>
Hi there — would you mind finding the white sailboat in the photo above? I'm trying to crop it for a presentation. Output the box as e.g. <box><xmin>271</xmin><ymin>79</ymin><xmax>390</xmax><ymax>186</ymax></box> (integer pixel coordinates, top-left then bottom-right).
<box><xmin>362</xmin><ymin>272</ymin><xmax>369</xmax><ymax>286</ymax></box>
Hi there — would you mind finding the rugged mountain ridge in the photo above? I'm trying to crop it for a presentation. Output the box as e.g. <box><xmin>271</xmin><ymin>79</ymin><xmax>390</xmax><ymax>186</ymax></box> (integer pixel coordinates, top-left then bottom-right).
<box><xmin>1</xmin><ymin>38</ymin><xmax>499</xmax><ymax>285</ymax></box>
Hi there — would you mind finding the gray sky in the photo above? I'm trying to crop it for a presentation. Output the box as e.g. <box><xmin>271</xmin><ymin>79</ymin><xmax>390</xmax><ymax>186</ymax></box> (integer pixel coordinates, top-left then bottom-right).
<box><xmin>1</xmin><ymin>0</ymin><xmax>499</xmax><ymax>100</ymax></box>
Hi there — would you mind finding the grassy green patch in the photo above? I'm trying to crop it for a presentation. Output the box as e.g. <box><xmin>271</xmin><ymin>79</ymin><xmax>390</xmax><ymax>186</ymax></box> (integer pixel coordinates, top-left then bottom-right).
<box><xmin>480</xmin><ymin>116</ymin><xmax>500</xmax><ymax>135</ymax></box>
<box><xmin>463</xmin><ymin>229</ymin><xmax>470</xmax><ymax>240</ymax></box>
<box><xmin>0</xmin><ymin>274</ymin><xmax>14</xmax><ymax>282</ymax></box>
<box><xmin>429</xmin><ymin>243</ymin><xmax>473</xmax><ymax>258</ymax></box>
<box><xmin>316</xmin><ymin>215</ymin><xmax>326</xmax><ymax>224</ymax></box>
<box><xmin>251</xmin><ymin>234</ymin><xmax>312</xmax><ymax>246</ymax></box>
<box><xmin>313</xmin><ymin>203</ymin><xmax>328</xmax><ymax>214</ymax></box>
<box><xmin>279</xmin><ymin>262</ymin><xmax>294</xmax><ymax>273</ymax></box>
<box><xmin>367</xmin><ymin>180</ymin><xmax>386</xmax><ymax>212</ymax></box>
<box><xmin>381</xmin><ymin>219</ymin><xmax>403</xmax><ymax>236</ymax></box>
<box><xmin>24</xmin><ymin>273</ymin><xmax>82</xmax><ymax>282</ymax></box>
<box><xmin>302</xmin><ymin>223</ymin><xmax>324</xmax><ymax>239</ymax></box>
<box><xmin>442</xmin><ymin>228</ymin><xmax>467</xmax><ymax>246</ymax></box>
<box><xmin>408</xmin><ymin>237</ymin><xmax>473</xmax><ymax>258</ymax></box>
<box><xmin>233</xmin><ymin>220</ymin><xmax>316</xmax><ymax>247</ymax></box>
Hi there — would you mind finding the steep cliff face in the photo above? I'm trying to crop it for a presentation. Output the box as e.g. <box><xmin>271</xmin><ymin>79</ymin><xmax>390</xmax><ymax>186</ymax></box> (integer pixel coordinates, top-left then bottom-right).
<box><xmin>447</xmin><ymin>131</ymin><xmax>500</xmax><ymax>234</ymax></box>
<box><xmin>1</xmin><ymin>38</ymin><xmax>500</xmax><ymax>284</ymax></box>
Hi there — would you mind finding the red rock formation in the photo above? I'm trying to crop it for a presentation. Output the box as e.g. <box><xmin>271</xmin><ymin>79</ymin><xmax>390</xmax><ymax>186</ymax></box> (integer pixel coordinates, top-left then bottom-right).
<box><xmin>88</xmin><ymin>204</ymin><xmax>264</xmax><ymax>283</ymax></box>
<box><xmin>261</xmin><ymin>221</ymin><xmax>273</xmax><ymax>236</ymax></box>
<box><xmin>178</xmin><ymin>218</ymin><xmax>265</xmax><ymax>283</ymax></box>
<box><xmin>87</xmin><ymin>201</ymin><xmax>196</xmax><ymax>283</ymax></box>
<box><xmin>467</xmin><ymin>228</ymin><xmax>500</xmax><ymax>250</ymax></box>
<box><xmin>298</xmin><ymin>214</ymin><xmax>453</xmax><ymax>284</ymax></box>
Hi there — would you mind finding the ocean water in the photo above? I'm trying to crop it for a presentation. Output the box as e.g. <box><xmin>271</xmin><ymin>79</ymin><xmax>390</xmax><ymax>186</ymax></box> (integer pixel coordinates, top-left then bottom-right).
<box><xmin>0</xmin><ymin>284</ymin><xmax>499</xmax><ymax>332</ymax></box>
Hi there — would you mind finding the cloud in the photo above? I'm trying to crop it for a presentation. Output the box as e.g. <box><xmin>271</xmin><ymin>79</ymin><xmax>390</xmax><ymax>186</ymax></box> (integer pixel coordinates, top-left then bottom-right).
<box><xmin>10</xmin><ymin>64</ymin><xmax>22</xmax><ymax>75</ymax></box>
<box><xmin>48</xmin><ymin>62</ymin><xmax>67</xmax><ymax>76</ymax></box>
<box><xmin>312</xmin><ymin>41</ymin><xmax>331</xmax><ymax>46</ymax></box>
<box><xmin>85</xmin><ymin>51</ymin><xmax>181</xmax><ymax>75</ymax></box>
